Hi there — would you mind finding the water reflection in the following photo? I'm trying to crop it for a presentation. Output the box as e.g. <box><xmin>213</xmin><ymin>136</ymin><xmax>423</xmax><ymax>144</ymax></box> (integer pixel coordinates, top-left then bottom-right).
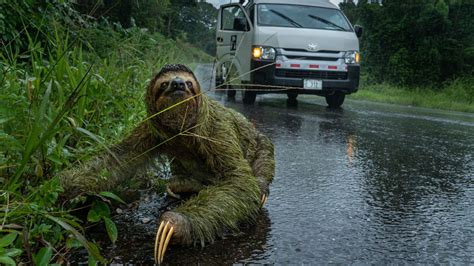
<box><xmin>226</xmin><ymin>100</ymin><xmax>304</xmax><ymax>137</ymax></box>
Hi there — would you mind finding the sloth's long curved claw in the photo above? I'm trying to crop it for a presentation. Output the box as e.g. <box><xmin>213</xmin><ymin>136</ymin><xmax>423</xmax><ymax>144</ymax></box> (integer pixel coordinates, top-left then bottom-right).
<box><xmin>154</xmin><ymin>221</ymin><xmax>175</xmax><ymax>264</ymax></box>
<box><xmin>166</xmin><ymin>186</ymin><xmax>181</xmax><ymax>199</ymax></box>
<box><xmin>260</xmin><ymin>194</ymin><xmax>268</xmax><ymax>207</ymax></box>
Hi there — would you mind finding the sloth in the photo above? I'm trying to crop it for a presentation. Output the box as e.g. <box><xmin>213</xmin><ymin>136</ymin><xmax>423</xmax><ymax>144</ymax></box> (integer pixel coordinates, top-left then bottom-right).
<box><xmin>60</xmin><ymin>64</ymin><xmax>275</xmax><ymax>263</ymax></box>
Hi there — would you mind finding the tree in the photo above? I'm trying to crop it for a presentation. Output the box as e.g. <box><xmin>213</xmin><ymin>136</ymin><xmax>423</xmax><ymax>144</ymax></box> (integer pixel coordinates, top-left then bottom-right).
<box><xmin>355</xmin><ymin>0</ymin><xmax>472</xmax><ymax>87</ymax></box>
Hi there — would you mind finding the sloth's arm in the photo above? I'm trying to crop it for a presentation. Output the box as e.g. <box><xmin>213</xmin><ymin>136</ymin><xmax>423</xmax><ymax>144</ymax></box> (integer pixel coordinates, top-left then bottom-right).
<box><xmin>167</xmin><ymin>175</ymin><xmax>205</xmax><ymax>195</ymax></box>
<box><xmin>60</xmin><ymin>122</ymin><xmax>159</xmax><ymax>198</ymax></box>
<box><xmin>158</xmin><ymin>128</ymin><xmax>261</xmax><ymax>246</ymax></box>
<box><xmin>166</xmin><ymin>160</ymin><xmax>206</xmax><ymax>195</ymax></box>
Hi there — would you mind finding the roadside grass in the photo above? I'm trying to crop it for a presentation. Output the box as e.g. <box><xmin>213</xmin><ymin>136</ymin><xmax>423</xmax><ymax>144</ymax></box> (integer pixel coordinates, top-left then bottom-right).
<box><xmin>349</xmin><ymin>77</ymin><xmax>474</xmax><ymax>113</ymax></box>
<box><xmin>0</xmin><ymin>23</ymin><xmax>211</xmax><ymax>264</ymax></box>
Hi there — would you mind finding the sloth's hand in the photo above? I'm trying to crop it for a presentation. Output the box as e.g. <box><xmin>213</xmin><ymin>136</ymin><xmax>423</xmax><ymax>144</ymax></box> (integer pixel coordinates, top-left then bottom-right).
<box><xmin>154</xmin><ymin>211</ymin><xmax>191</xmax><ymax>264</ymax></box>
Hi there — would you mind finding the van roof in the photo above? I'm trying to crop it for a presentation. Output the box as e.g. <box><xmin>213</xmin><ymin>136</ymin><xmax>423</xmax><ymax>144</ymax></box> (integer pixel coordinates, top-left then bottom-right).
<box><xmin>247</xmin><ymin>0</ymin><xmax>339</xmax><ymax>9</ymax></box>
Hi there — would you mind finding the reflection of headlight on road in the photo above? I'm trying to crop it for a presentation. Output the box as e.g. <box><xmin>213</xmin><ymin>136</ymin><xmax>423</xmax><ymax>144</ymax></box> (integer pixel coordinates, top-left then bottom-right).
<box><xmin>252</xmin><ymin>46</ymin><xmax>276</xmax><ymax>61</ymax></box>
<box><xmin>345</xmin><ymin>51</ymin><xmax>360</xmax><ymax>64</ymax></box>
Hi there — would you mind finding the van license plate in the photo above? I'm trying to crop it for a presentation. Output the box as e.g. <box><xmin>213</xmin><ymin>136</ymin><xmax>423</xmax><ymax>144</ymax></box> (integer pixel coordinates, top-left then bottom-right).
<box><xmin>304</xmin><ymin>79</ymin><xmax>322</xmax><ymax>90</ymax></box>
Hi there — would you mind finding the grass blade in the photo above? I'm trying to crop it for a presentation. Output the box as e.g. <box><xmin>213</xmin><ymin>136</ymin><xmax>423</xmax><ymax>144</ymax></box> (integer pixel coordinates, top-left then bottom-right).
<box><xmin>9</xmin><ymin>64</ymin><xmax>94</xmax><ymax>189</ymax></box>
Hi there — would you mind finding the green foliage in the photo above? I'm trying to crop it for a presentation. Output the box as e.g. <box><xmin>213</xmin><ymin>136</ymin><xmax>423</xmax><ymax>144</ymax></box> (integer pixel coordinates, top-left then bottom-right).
<box><xmin>0</xmin><ymin>0</ymin><xmax>87</xmax><ymax>53</ymax></box>
<box><xmin>350</xmin><ymin>76</ymin><xmax>474</xmax><ymax>112</ymax></box>
<box><xmin>103</xmin><ymin>217</ymin><xmax>118</xmax><ymax>243</ymax></box>
<box><xmin>74</xmin><ymin>0</ymin><xmax>217</xmax><ymax>55</ymax></box>
<box><xmin>86</xmin><ymin>199</ymin><xmax>118</xmax><ymax>243</ymax></box>
<box><xmin>99</xmin><ymin>191</ymin><xmax>126</xmax><ymax>204</ymax></box>
<box><xmin>74</xmin><ymin>0</ymin><xmax>170</xmax><ymax>30</ymax></box>
<box><xmin>341</xmin><ymin>0</ymin><xmax>473</xmax><ymax>87</ymax></box>
<box><xmin>32</xmin><ymin>247</ymin><xmax>53</xmax><ymax>266</ymax></box>
<box><xmin>0</xmin><ymin>176</ymin><xmax>104</xmax><ymax>265</ymax></box>
<box><xmin>45</xmin><ymin>214</ymin><xmax>106</xmax><ymax>263</ymax></box>
<box><xmin>177</xmin><ymin>1</ymin><xmax>219</xmax><ymax>55</ymax></box>
<box><xmin>0</xmin><ymin>233</ymin><xmax>22</xmax><ymax>265</ymax></box>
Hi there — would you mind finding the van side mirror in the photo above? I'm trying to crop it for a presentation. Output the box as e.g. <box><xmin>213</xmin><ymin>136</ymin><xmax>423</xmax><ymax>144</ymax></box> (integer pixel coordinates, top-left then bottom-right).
<box><xmin>354</xmin><ymin>25</ymin><xmax>363</xmax><ymax>38</ymax></box>
<box><xmin>233</xmin><ymin>17</ymin><xmax>248</xmax><ymax>31</ymax></box>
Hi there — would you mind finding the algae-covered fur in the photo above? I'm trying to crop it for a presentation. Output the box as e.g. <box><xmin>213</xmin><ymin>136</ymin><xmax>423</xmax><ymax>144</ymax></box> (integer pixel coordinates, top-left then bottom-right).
<box><xmin>60</xmin><ymin>64</ymin><xmax>275</xmax><ymax>261</ymax></box>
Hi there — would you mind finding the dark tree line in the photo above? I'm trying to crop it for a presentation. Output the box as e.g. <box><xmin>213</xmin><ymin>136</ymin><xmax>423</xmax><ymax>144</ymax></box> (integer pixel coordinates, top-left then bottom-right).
<box><xmin>74</xmin><ymin>0</ymin><xmax>218</xmax><ymax>55</ymax></box>
<box><xmin>0</xmin><ymin>0</ymin><xmax>218</xmax><ymax>56</ymax></box>
<box><xmin>340</xmin><ymin>0</ymin><xmax>473</xmax><ymax>87</ymax></box>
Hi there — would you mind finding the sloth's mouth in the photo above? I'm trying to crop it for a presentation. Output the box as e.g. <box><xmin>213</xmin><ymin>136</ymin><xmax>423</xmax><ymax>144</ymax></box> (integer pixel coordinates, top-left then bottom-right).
<box><xmin>171</xmin><ymin>86</ymin><xmax>186</xmax><ymax>93</ymax></box>
<box><xmin>168</xmin><ymin>90</ymin><xmax>187</xmax><ymax>100</ymax></box>
<box><xmin>171</xmin><ymin>89</ymin><xmax>186</xmax><ymax>94</ymax></box>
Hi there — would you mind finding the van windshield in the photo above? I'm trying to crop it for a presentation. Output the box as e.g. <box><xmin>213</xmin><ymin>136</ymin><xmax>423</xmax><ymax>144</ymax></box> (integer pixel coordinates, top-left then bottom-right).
<box><xmin>257</xmin><ymin>4</ymin><xmax>352</xmax><ymax>31</ymax></box>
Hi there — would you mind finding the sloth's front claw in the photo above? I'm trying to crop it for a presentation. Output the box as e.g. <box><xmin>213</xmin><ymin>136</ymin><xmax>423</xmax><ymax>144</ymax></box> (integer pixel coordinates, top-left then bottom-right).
<box><xmin>166</xmin><ymin>185</ymin><xmax>181</xmax><ymax>199</ymax></box>
<box><xmin>154</xmin><ymin>221</ymin><xmax>174</xmax><ymax>264</ymax></box>
<box><xmin>260</xmin><ymin>194</ymin><xmax>268</xmax><ymax>207</ymax></box>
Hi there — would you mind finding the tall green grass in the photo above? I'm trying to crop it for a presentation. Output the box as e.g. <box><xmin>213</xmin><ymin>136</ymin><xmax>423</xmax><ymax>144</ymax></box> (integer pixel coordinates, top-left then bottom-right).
<box><xmin>349</xmin><ymin>76</ymin><xmax>474</xmax><ymax>113</ymax></box>
<box><xmin>0</xmin><ymin>23</ymin><xmax>211</xmax><ymax>264</ymax></box>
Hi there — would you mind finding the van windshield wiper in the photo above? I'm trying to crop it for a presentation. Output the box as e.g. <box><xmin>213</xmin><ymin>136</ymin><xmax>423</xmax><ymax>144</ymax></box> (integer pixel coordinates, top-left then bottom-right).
<box><xmin>308</xmin><ymin>14</ymin><xmax>346</xmax><ymax>31</ymax></box>
<box><xmin>269</xmin><ymin>9</ymin><xmax>302</xmax><ymax>28</ymax></box>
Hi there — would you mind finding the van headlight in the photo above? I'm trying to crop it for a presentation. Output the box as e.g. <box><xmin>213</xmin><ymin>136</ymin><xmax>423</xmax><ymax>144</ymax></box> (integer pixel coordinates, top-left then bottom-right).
<box><xmin>252</xmin><ymin>46</ymin><xmax>276</xmax><ymax>61</ymax></box>
<box><xmin>345</xmin><ymin>51</ymin><xmax>360</xmax><ymax>64</ymax></box>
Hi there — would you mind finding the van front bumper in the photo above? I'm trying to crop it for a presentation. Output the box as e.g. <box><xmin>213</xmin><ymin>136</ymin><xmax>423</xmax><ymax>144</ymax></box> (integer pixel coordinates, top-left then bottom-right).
<box><xmin>250</xmin><ymin>61</ymin><xmax>360</xmax><ymax>95</ymax></box>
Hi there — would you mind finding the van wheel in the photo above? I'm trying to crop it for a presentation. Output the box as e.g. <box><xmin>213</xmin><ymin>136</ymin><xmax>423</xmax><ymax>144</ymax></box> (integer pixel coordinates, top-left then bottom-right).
<box><xmin>215</xmin><ymin>78</ymin><xmax>223</xmax><ymax>91</ymax></box>
<box><xmin>287</xmin><ymin>93</ymin><xmax>298</xmax><ymax>101</ymax></box>
<box><xmin>227</xmin><ymin>84</ymin><xmax>236</xmax><ymax>98</ymax></box>
<box><xmin>325</xmin><ymin>92</ymin><xmax>345</xmax><ymax>108</ymax></box>
<box><xmin>287</xmin><ymin>93</ymin><xmax>298</xmax><ymax>106</ymax></box>
<box><xmin>243</xmin><ymin>91</ymin><xmax>256</xmax><ymax>105</ymax></box>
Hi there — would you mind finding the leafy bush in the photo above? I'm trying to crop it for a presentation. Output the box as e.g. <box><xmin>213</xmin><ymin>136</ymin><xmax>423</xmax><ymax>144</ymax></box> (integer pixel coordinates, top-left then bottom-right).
<box><xmin>343</xmin><ymin>0</ymin><xmax>473</xmax><ymax>87</ymax></box>
<box><xmin>0</xmin><ymin>0</ymin><xmax>87</xmax><ymax>53</ymax></box>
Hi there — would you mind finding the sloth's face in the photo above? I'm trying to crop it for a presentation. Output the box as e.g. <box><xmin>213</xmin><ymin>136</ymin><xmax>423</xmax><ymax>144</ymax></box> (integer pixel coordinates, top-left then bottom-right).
<box><xmin>147</xmin><ymin>71</ymin><xmax>201</xmax><ymax>131</ymax></box>
<box><xmin>152</xmin><ymin>71</ymin><xmax>200</xmax><ymax>108</ymax></box>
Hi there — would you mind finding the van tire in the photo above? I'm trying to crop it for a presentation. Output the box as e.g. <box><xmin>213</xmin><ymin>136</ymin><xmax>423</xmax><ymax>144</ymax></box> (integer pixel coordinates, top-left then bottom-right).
<box><xmin>325</xmin><ymin>92</ymin><xmax>345</xmax><ymax>108</ymax></box>
<box><xmin>227</xmin><ymin>85</ymin><xmax>236</xmax><ymax>98</ymax></box>
<box><xmin>215</xmin><ymin>78</ymin><xmax>223</xmax><ymax>91</ymax></box>
<box><xmin>287</xmin><ymin>93</ymin><xmax>298</xmax><ymax>101</ymax></box>
<box><xmin>243</xmin><ymin>91</ymin><xmax>256</xmax><ymax>105</ymax></box>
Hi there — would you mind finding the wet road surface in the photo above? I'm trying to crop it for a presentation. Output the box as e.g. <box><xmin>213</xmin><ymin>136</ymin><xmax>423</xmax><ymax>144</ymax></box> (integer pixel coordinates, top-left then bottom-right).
<box><xmin>75</xmin><ymin>65</ymin><xmax>474</xmax><ymax>264</ymax></box>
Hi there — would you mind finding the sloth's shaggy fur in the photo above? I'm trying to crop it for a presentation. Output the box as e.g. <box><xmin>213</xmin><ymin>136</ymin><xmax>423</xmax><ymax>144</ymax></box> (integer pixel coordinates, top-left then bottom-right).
<box><xmin>60</xmin><ymin>64</ymin><xmax>275</xmax><ymax>245</ymax></box>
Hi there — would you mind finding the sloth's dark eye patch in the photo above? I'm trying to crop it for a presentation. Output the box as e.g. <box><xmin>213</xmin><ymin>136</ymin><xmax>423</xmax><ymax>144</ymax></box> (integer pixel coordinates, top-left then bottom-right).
<box><xmin>185</xmin><ymin>81</ymin><xmax>193</xmax><ymax>89</ymax></box>
<box><xmin>160</xmin><ymin>82</ymin><xmax>169</xmax><ymax>89</ymax></box>
<box><xmin>156</xmin><ymin>81</ymin><xmax>170</xmax><ymax>98</ymax></box>
<box><xmin>186</xmin><ymin>81</ymin><xmax>197</xmax><ymax>95</ymax></box>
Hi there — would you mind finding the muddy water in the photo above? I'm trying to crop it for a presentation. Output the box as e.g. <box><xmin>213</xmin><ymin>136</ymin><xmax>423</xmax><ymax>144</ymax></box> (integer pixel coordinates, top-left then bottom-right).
<box><xmin>74</xmin><ymin>67</ymin><xmax>474</xmax><ymax>264</ymax></box>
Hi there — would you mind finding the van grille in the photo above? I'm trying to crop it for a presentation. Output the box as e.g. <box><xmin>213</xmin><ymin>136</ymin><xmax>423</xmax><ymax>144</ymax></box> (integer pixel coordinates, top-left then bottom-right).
<box><xmin>282</xmin><ymin>48</ymin><xmax>341</xmax><ymax>54</ymax></box>
<box><xmin>275</xmin><ymin>69</ymin><xmax>348</xmax><ymax>80</ymax></box>
<box><xmin>285</xmin><ymin>55</ymin><xmax>339</xmax><ymax>61</ymax></box>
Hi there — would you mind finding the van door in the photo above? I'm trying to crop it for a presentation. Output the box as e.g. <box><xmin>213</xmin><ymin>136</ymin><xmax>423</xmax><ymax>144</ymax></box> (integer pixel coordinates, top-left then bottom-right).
<box><xmin>216</xmin><ymin>3</ymin><xmax>253</xmax><ymax>84</ymax></box>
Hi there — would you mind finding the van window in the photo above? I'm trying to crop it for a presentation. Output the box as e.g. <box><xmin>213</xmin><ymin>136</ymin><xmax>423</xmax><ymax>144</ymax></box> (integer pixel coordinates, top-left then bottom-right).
<box><xmin>221</xmin><ymin>6</ymin><xmax>247</xmax><ymax>31</ymax></box>
<box><xmin>257</xmin><ymin>4</ymin><xmax>351</xmax><ymax>31</ymax></box>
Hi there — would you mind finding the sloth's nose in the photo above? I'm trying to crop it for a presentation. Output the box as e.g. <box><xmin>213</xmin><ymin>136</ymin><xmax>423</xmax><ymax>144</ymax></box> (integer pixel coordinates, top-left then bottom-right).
<box><xmin>171</xmin><ymin>78</ymin><xmax>186</xmax><ymax>92</ymax></box>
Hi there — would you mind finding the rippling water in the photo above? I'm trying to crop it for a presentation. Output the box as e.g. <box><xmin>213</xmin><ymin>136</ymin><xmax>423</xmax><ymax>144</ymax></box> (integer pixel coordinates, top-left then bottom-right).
<box><xmin>238</xmin><ymin>96</ymin><xmax>473</xmax><ymax>264</ymax></box>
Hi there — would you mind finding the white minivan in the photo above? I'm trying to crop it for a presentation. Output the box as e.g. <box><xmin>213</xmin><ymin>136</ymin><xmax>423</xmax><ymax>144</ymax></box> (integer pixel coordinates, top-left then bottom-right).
<box><xmin>215</xmin><ymin>0</ymin><xmax>362</xmax><ymax>107</ymax></box>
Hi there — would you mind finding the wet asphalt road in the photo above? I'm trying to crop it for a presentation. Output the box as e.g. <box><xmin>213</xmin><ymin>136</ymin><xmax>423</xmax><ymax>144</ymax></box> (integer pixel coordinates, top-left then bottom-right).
<box><xmin>77</xmin><ymin>64</ymin><xmax>474</xmax><ymax>264</ymax></box>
